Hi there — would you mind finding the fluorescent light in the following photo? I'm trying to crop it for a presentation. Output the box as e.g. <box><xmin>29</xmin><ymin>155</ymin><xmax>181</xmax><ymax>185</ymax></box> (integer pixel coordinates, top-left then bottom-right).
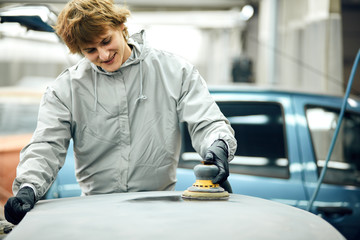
<box><xmin>239</xmin><ymin>5</ymin><xmax>254</xmax><ymax>21</ymax></box>
<box><xmin>227</xmin><ymin>115</ymin><xmax>269</xmax><ymax>124</ymax></box>
<box><xmin>318</xmin><ymin>160</ymin><xmax>352</xmax><ymax>170</ymax></box>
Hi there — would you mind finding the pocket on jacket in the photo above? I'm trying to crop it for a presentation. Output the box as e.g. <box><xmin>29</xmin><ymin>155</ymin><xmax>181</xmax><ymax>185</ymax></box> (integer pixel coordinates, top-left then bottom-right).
<box><xmin>84</xmin><ymin>110</ymin><xmax>120</xmax><ymax>144</ymax></box>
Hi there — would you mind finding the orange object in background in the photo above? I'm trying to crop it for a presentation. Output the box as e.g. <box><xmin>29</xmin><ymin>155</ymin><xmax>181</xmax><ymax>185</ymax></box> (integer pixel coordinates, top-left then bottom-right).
<box><xmin>0</xmin><ymin>134</ymin><xmax>32</xmax><ymax>207</ymax></box>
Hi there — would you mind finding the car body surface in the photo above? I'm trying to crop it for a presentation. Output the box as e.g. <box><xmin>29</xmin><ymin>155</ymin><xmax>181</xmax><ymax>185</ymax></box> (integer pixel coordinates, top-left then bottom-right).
<box><xmin>5</xmin><ymin>191</ymin><xmax>345</xmax><ymax>240</ymax></box>
<box><xmin>46</xmin><ymin>86</ymin><xmax>360</xmax><ymax>240</ymax></box>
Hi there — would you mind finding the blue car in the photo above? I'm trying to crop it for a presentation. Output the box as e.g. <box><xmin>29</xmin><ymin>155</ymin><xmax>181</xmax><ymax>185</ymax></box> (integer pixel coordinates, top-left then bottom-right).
<box><xmin>46</xmin><ymin>87</ymin><xmax>360</xmax><ymax>240</ymax></box>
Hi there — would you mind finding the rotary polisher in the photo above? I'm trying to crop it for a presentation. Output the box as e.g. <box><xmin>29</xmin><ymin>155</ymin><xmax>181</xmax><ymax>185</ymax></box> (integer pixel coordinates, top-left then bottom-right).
<box><xmin>181</xmin><ymin>163</ymin><xmax>230</xmax><ymax>200</ymax></box>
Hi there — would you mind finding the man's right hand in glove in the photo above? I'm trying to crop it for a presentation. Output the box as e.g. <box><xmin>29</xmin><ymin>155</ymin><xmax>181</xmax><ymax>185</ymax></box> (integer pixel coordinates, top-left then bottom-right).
<box><xmin>204</xmin><ymin>139</ymin><xmax>229</xmax><ymax>184</ymax></box>
<box><xmin>4</xmin><ymin>186</ymin><xmax>36</xmax><ymax>225</ymax></box>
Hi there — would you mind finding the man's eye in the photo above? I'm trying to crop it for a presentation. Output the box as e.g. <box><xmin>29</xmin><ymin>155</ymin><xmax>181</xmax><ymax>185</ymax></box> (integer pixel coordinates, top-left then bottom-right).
<box><xmin>86</xmin><ymin>48</ymin><xmax>96</xmax><ymax>53</ymax></box>
<box><xmin>103</xmin><ymin>38</ymin><xmax>111</xmax><ymax>45</ymax></box>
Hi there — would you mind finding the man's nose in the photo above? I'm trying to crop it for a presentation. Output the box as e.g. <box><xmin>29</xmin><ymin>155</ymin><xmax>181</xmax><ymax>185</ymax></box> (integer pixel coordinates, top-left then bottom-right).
<box><xmin>98</xmin><ymin>47</ymin><xmax>110</xmax><ymax>61</ymax></box>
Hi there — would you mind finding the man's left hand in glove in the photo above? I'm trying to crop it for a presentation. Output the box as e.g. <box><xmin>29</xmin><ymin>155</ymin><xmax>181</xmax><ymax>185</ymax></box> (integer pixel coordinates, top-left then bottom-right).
<box><xmin>204</xmin><ymin>139</ymin><xmax>229</xmax><ymax>184</ymax></box>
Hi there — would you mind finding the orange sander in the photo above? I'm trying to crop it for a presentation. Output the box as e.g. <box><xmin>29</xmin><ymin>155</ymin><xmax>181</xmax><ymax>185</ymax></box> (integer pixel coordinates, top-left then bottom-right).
<box><xmin>182</xmin><ymin>163</ymin><xmax>230</xmax><ymax>200</ymax></box>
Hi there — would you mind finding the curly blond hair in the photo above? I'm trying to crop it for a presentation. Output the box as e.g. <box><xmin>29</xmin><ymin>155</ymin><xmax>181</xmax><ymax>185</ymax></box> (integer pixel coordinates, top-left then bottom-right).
<box><xmin>54</xmin><ymin>0</ymin><xmax>130</xmax><ymax>54</ymax></box>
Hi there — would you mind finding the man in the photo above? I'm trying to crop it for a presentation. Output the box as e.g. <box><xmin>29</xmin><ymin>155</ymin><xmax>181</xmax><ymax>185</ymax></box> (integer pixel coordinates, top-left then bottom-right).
<box><xmin>4</xmin><ymin>0</ymin><xmax>237</xmax><ymax>225</ymax></box>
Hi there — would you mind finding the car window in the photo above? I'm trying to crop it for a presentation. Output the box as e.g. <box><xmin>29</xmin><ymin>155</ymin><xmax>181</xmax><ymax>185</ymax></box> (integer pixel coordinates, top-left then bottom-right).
<box><xmin>179</xmin><ymin>101</ymin><xmax>289</xmax><ymax>179</ymax></box>
<box><xmin>306</xmin><ymin>105</ymin><xmax>360</xmax><ymax>187</ymax></box>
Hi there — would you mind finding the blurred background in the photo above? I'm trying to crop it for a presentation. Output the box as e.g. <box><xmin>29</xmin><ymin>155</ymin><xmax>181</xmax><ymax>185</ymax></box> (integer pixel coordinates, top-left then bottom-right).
<box><xmin>0</xmin><ymin>0</ymin><xmax>359</xmax><ymax>96</ymax></box>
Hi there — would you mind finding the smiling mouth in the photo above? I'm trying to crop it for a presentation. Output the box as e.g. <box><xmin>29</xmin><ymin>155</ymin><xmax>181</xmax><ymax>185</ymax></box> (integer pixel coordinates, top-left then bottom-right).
<box><xmin>103</xmin><ymin>53</ymin><xmax>116</xmax><ymax>64</ymax></box>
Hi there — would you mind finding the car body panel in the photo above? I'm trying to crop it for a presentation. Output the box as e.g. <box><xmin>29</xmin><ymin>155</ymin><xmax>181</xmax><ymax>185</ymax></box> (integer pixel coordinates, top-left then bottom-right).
<box><xmin>6</xmin><ymin>191</ymin><xmax>345</xmax><ymax>240</ymax></box>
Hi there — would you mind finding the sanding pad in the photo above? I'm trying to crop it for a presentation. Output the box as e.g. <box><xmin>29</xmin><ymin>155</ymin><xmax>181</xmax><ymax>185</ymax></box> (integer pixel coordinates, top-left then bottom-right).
<box><xmin>181</xmin><ymin>164</ymin><xmax>230</xmax><ymax>200</ymax></box>
<box><xmin>182</xmin><ymin>189</ymin><xmax>229</xmax><ymax>200</ymax></box>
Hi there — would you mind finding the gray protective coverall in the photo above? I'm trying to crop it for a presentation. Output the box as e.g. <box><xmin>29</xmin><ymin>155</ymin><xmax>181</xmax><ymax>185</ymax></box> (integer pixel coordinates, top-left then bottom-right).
<box><xmin>13</xmin><ymin>31</ymin><xmax>237</xmax><ymax>199</ymax></box>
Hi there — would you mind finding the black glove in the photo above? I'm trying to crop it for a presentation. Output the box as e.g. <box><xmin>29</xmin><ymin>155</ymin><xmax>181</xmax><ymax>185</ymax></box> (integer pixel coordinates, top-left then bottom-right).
<box><xmin>204</xmin><ymin>139</ymin><xmax>229</xmax><ymax>184</ymax></box>
<box><xmin>4</xmin><ymin>186</ymin><xmax>36</xmax><ymax>225</ymax></box>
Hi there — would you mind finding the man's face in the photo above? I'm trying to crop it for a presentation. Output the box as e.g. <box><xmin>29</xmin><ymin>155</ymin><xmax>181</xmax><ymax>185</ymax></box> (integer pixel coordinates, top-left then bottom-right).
<box><xmin>81</xmin><ymin>25</ymin><xmax>131</xmax><ymax>72</ymax></box>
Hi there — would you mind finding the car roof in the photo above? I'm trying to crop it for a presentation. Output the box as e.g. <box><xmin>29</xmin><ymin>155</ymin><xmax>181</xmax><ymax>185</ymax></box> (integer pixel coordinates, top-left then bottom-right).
<box><xmin>208</xmin><ymin>84</ymin><xmax>349</xmax><ymax>99</ymax></box>
<box><xmin>6</xmin><ymin>191</ymin><xmax>344</xmax><ymax>240</ymax></box>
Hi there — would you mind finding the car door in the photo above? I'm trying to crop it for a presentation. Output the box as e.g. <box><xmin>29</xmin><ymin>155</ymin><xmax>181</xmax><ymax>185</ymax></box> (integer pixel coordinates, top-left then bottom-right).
<box><xmin>177</xmin><ymin>90</ymin><xmax>308</xmax><ymax>209</ymax></box>
<box><xmin>293</xmin><ymin>94</ymin><xmax>360</xmax><ymax>240</ymax></box>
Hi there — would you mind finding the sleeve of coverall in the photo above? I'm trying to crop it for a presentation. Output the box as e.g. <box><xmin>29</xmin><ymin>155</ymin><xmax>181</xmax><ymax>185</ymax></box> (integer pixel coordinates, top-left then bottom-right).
<box><xmin>176</xmin><ymin>65</ymin><xmax>237</xmax><ymax>162</ymax></box>
<box><xmin>12</xmin><ymin>85</ymin><xmax>72</xmax><ymax>200</ymax></box>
